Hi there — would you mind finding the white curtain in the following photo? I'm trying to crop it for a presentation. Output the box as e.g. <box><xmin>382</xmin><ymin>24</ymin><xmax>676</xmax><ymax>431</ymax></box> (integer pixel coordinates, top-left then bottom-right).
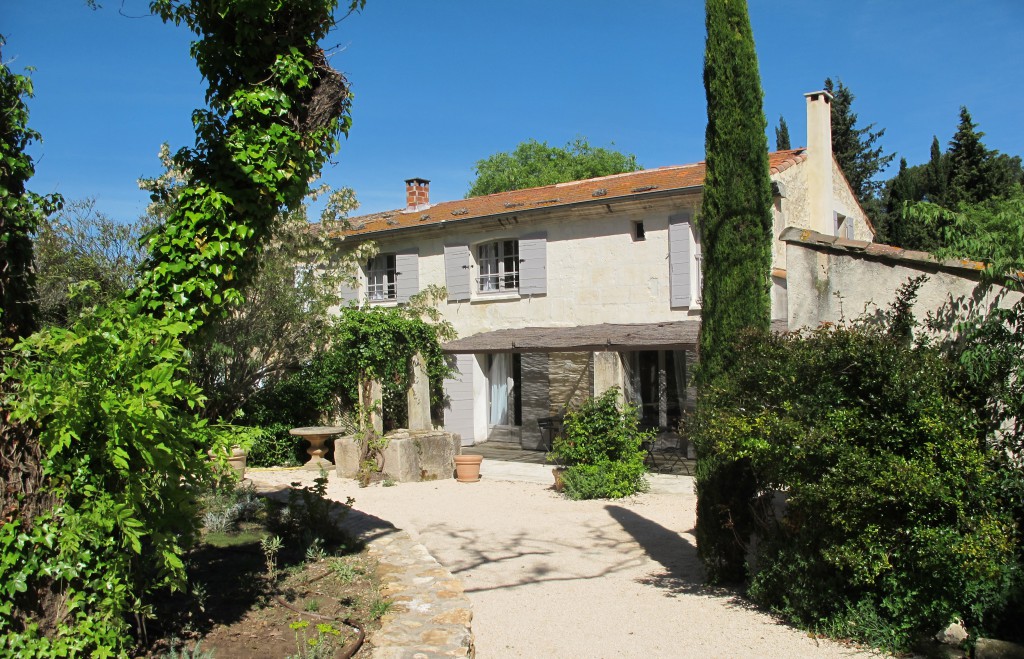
<box><xmin>489</xmin><ymin>354</ymin><xmax>510</xmax><ymax>425</ymax></box>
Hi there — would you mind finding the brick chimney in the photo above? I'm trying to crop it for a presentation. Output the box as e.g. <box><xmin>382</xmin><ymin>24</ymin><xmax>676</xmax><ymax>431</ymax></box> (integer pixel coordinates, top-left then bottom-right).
<box><xmin>804</xmin><ymin>90</ymin><xmax>834</xmax><ymax>235</ymax></box>
<box><xmin>405</xmin><ymin>178</ymin><xmax>430</xmax><ymax>211</ymax></box>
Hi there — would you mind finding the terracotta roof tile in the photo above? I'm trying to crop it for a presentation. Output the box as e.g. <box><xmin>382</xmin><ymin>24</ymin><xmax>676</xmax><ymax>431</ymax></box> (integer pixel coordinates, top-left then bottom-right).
<box><xmin>329</xmin><ymin>149</ymin><xmax>808</xmax><ymax>239</ymax></box>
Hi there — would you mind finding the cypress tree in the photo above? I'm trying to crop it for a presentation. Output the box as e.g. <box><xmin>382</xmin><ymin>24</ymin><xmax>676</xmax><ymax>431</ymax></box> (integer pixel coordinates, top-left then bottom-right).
<box><xmin>697</xmin><ymin>0</ymin><xmax>773</xmax><ymax>386</ymax></box>
<box><xmin>694</xmin><ymin>0</ymin><xmax>774</xmax><ymax>583</ymax></box>
<box><xmin>774</xmin><ymin>115</ymin><xmax>791</xmax><ymax>150</ymax></box>
<box><xmin>925</xmin><ymin>135</ymin><xmax>949</xmax><ymax>206</ymax></box>
<box><xmin>947</xmin><ymin>107</ymin><xmax>990</xmax><ymax>206</ymax></box>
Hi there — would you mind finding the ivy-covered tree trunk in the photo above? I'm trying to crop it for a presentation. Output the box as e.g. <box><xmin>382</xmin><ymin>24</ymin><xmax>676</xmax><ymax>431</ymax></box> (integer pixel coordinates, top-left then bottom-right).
<box><xmin>694</xmin><ymin>0</ymin><xmax>773</xmax><ymax>584</ymax></box>
<box><xmin>135</xmin><ymin>0</ymin><xmax>357</xmax><ymax>323</ymax></box>
<box><xmin>0</xmin><ymin>39</ymin><xmax>61</xmax><ymax>528</ymax></box>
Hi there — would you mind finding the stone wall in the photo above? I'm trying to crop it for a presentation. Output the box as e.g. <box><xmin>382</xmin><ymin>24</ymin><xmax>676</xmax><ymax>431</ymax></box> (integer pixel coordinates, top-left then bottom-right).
<box><xmin>783</xmin><ymin>228</ymin><xmax>1022</xmax><ymax>337</ymax></box>
<box><xmin>548</xmin><ymin>352</ymin><xmax>593</xmax><ymax>414</ymax></box>
<box><xmin>519</xmin><ymin>353</ymin><xmax>550</xmax><ymax>451</ymax></box>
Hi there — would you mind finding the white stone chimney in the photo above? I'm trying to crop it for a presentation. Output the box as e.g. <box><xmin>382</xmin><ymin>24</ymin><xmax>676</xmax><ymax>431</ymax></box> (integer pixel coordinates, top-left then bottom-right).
<box><xmin>804</xmin><ymin>90</ymin><xmax>834</xmax><ymax>235</ymax></box>
<box><xmin>405</xmin><ymin>178</ymin><xmax>430</xmax><ymax>211</ymax></box>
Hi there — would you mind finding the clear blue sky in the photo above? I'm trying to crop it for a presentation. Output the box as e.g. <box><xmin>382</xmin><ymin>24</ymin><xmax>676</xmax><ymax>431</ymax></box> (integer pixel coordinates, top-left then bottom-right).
<box><xmin>3</xmin><ymin>1</ymin><xmax>1022</xmax><ymax>221</ymax></box>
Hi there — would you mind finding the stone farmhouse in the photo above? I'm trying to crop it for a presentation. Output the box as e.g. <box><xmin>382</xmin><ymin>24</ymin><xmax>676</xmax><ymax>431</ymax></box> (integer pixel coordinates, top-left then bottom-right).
<box><xmin>328</xmin><ymin>91</ymin><xmax>876</xmax><ymax>450</ymax></box>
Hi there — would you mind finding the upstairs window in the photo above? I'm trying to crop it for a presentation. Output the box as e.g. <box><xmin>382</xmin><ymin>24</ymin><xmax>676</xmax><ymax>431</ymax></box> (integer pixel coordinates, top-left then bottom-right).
<box><xmin>366</xmin><ymin>253</ymin><xmax>397</xmax><ymax>301</ymax></box>
<box><xmin>477</xmin><ymin>240</ymin><xmax>519</xmax><ymax>293</ymax></box>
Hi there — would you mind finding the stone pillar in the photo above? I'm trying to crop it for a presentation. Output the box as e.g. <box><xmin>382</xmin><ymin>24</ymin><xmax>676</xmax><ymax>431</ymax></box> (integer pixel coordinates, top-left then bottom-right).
<box><xmin>359</xmin><ymin>377</ymin><xmax>384</xmax><ymax>435</ymax></box>
<box><xmin>593</xmin><ymin>351</ymin><xmax>624</xmax><ymax>400</ymax></box>
<box><xmin>407</xmin><ymin>352</ymin><xmax>432</xmax><ymax>431</ymax></box>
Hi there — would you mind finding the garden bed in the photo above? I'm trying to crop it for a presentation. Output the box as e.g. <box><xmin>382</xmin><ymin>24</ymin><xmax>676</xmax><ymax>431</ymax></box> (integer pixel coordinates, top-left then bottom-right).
<box><xmin>140</xmin><ymin>480</ymin><xmax>390</xmax><ymax>658</ymax></box>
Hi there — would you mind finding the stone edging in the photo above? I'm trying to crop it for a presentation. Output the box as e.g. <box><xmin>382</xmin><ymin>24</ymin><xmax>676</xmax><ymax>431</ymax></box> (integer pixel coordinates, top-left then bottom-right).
<box><xmin>366</xmin><ymin>527</ymin><xmax>475</xmax><ymax>658</ymax></box>
<box><xmin>250</xmin><ymin>474</ymin><xmax>474</xmax><ymax>658</ymax></box>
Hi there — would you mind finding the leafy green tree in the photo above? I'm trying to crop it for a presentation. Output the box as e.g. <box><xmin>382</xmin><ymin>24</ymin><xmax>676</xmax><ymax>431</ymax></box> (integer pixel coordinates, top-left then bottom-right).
<box><xmin>824</xmin><ymin>77</ymin><xmax>895</xmax><ymax>203</ymax></box>
<box><xmin>0</xmin><ymin>1</ymin><xmax>361</xmax><ymax>653</ymax></box>
<box><xmin>0</xmin><ymin>37</ymin><xmax>62</xmax><ymax>344</ymax></box>
<box><xmin>697</xmin><ymin>0</ymin><xmax>773</xmax><ymax>386</ymax></box>
<box><xmin>466</xmin><ymin>137</ymin><xmax>640</xmax><ymax>197</ymax></box>
<box><xmin>947</xmin><ymin>107</ymin><xmax>992</xmax><ymax>206</ymax></box>
<box><xmin>774</xmin><ymin>115</ymin><xmax>790</xmax><ymax>150</ymax></box>
<box><xmin>925</xmin><ymin>135</ymin><xmax>949</xmax><ymax>206</ymax></box>
<box><xmin>33</xmin><ymin>199</ymin><xmax>149</xmax><ymax>327</ymax></box>
<box><xmin>881</xmin><ymin>158</ymin><xmax>938</xmax><ymax>249</ymax></box>
<box><xmin>137</xmin><ymin>145</ymin><xmax>367</xmax><ymax>420</ymax></box>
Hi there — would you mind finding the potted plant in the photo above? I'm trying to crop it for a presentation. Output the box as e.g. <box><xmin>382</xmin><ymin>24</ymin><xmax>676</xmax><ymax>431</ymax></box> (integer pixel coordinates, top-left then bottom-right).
<box><xmin>208</xmin><ymin>424</ymin><xmax>262</xmax><ymax>482</ymax></box>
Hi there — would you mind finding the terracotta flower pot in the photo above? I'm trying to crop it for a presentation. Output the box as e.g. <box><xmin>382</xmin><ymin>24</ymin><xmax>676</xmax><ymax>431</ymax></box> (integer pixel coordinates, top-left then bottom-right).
<box><xmin>227</xmin><ymin>445</ymin><xmax>247</xmax><ymax>481</ymax></box>
<box><xmin>454</xmin><ymin>454</ymin><xmax>483</xmax><ymax>483</ymax></box>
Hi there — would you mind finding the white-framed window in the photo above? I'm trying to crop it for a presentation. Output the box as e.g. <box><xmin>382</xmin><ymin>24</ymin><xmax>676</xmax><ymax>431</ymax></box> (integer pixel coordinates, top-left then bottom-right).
<box><xmin>366</xmin><ymin>253</ymin><xmax>397</xmax><ymax>301</ymax></box>
<box><xmin>476</xmin><ymin>240</ymin><xmax>519</xmax><ymax>293</ymax></box>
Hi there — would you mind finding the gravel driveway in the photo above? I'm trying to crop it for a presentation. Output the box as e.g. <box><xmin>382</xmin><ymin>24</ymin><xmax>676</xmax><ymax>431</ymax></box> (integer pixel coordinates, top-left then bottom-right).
<box><xmin>250</xmin><ymin>465</ymin><xmax>875</xmax><ymax>658</ymax></box>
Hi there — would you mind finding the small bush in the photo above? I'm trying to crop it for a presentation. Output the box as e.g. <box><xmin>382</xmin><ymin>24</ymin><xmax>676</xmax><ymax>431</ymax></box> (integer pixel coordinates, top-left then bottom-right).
<box><xmin>247</xmin><ymin>423</ymin><xmax>303</xmax><ymax>468</ymax></box>
<box><xmin>549</xmin><ymin>388</ymin><xmax>651</xmax><ymax>499</ymax></box>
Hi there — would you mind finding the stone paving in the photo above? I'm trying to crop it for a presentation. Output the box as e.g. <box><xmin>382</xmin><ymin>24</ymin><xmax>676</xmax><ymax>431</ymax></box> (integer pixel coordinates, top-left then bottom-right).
<box><xmin>252</xmin><ymin>473</ymin><xmax>475</xmax><ymax>658</ymax></box>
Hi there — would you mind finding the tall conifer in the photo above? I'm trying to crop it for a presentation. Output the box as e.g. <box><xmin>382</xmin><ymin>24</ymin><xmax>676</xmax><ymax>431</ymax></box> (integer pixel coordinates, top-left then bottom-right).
<box><xmin>697</xmin><ymin>0</ymin><xmax>773</xmax><ymax>386</ymax></box>
<box><xmin>775</xmin><ymin>115</ymin><xmax>791</xmax><ymax>151</ymax></box>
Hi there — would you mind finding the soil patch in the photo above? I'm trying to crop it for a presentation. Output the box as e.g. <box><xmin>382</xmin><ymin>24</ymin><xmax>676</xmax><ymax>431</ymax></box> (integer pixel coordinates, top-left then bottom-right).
<box><xmin>139</xmin><ymin>481</ymin><xmax>388</xmax><ymax>658</ymax></box>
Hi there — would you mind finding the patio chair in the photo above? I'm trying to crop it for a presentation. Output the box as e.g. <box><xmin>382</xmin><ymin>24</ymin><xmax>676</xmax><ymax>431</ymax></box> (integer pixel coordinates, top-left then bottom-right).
<box><xmin>645</xmin><ymin>435</ymin><xmax>689</xmax><ymax>474</ymax></box>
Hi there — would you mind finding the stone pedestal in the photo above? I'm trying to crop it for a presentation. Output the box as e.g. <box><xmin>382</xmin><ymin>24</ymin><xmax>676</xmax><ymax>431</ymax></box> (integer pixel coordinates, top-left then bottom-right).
<box><xmin>335</xmin><ymin>430</ymin><xmax>460</xmax><ymax>482</ymax></box>
<box><xmin>289</xmin><ymin>426</ymin><xmax>346</xmax><ymax>471</ymax></box>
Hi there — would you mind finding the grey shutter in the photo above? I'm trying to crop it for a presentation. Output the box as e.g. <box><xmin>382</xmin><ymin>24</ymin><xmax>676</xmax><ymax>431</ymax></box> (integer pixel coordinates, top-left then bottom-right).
<box><xmin>833</xmin><ymin>211</ymin><xmax>840</xmax><ymax>236</ymax></box>
<box><xmin>395</xmin><ymin>248</ymin><xmax>419</xmax><ymax>303</ymax></box>
<box><xmin>444</xmin><ymin>244</ymin><xmax>471</xmax><ymax>302</ymax></box>
<box><xmin>518</xmin><ymin>232</ymin><xmax>547</xmax><ymax>296</ymax></box>
<box><xmin>443</xmin><ymin>353</ymin><xmax>476</xmax><ymax>446</ymax></box>
<box><xmin>845</xmin><ymin>216</ymin><xmax>855</xmax><ymax>239</ymax></box>
<box><xmin>669</xmin><ymin>212</ymin><xmax>692</xmax><ymax>308</ymax></box>
<box><xmin>338</xmin><ymin>264</ymin><xmax>361</xmax><ymax>304</ymax></box>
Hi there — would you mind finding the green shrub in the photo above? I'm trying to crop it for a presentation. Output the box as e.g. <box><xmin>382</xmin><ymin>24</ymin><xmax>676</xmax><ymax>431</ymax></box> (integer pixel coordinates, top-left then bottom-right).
<box><xmin>549</xmin><ymin>388</ymin><xmax>651</xmax><ymax>499</ymax></box>
<box><xmin>247</xmin><ymin>423</ymin><xmax>303</xmax><ymax>468</ymax></box>
<box><xmin>1</xmin><ymin>299</ymin><xmax>213</xmax><ymax>655</ymax></box>
<box><xmin>561</xmin><ymin>461</ymin><xmax>649</xmax><ymax>500</ymax></box>
<box><xmin>692</xmin><ymin>322</ymin><xmax>1018</xmax><ymax>652</ymax></box>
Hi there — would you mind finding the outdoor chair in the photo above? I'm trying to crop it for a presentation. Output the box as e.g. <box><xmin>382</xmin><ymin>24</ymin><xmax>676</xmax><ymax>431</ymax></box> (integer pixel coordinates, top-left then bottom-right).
<box><xmin>644</xmin><ymin>435</ymin><xmax>689</xmax><ymax>475</ymax></box>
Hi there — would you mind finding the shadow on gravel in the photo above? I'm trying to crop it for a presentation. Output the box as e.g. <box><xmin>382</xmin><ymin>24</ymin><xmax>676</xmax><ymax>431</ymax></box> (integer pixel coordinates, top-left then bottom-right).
<box><xmin>605</xmin><ymin>504</ymin><xmax>744</xmax><ymax>602</ymax></box>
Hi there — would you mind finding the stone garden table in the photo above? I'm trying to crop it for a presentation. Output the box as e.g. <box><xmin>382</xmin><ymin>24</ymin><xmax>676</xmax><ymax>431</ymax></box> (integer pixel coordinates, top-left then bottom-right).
<box><xmin>289</xmin><ymin>426</ymin><xmax>348</xmax><ymax>471</ymax></box>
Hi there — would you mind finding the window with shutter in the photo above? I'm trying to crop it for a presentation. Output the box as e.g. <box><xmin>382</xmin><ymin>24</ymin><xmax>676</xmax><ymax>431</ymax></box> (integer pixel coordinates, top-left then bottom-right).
<box><xmin>669</xmin><ymin>212</ymin><xmax>693</xmax><ymax>308</ymax></box>
<box><xmin>476</xmin><ymin>240</ymin><xmax>519</xmax><ymax>293</ymax></box>
<box><xmin>366</xmin><ymin>254</ymin><xmax>397</xmax><ymax>301</ymax></box>
<box><xmin>395</xmin><ymin>249</ymin><xmax>419</xmax><ymax>302</ymax></box>
<box><xmin>519</xmin><ymin>232</ymin><xmax>547</xmax><ymax>296</ymax></box>
<box><xmin>444</xmin><ymin>244</ymin><xmax>471</xmax><ymax>302</ymax></box>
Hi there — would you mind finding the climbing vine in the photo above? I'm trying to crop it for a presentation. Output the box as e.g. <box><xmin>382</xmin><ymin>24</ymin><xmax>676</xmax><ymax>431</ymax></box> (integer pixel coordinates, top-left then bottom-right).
<box><xmin>0</xmin><ymin>2</ymin><xmax>361</xmax><ymax>654</ymax></box>
<box><xmin>134</xmin><ymin>0</ymin><xmax>360</xmax><ymax>322</ymax></box>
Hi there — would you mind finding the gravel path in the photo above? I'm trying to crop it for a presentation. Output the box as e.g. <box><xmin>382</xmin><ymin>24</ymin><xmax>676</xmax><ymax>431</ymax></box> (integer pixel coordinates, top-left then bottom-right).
<box><xmin>250</xmin><ymin>467</ymin><xmax>875</xmax><ymax>658</ymax></box>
